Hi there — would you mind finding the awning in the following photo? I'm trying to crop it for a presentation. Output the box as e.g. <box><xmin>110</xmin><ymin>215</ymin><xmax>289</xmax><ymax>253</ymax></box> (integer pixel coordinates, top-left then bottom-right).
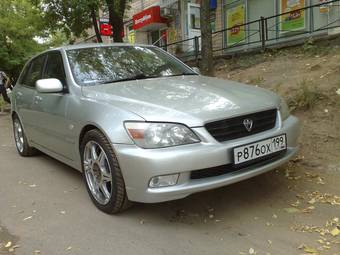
<box><xmin>132</xmin><ymin>6</ymin><xmax>167</xmax><ymax>31</ymax></box>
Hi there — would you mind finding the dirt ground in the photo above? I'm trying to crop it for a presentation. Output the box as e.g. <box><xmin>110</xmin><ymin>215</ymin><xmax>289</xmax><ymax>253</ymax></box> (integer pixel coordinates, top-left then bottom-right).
<box><xmin>0</xmin><ymin>40</ymin><xmax>339</xmax><ymax>255</ymax></box>
<box><xmin>215</xmin><ymin>37</ymin><xmax>340</xmax><ymax>172</ymax></box>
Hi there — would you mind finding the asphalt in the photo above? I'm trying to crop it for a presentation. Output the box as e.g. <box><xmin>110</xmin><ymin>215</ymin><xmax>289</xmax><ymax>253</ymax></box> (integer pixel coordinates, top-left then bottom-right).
<box><xmin>0</xmin><ymin>113</ymin><xmax>339</xmax><ymax>255</ymax></box>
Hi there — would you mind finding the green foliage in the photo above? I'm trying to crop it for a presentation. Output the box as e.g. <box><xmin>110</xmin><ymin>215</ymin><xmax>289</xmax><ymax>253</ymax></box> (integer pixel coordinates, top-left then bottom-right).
<box><xmin>0</xmin><ymin>97</ymin><xmax>5</xmax><ymax>111</ymax></box>
<box><xmin>0</xmin><ymin>0</ymin><xmax>47</xmax><ymax>77</ymax></box>
<box><xmin>248</xmin><ymin>76</ymin><xmax>265</xmax><ymax>85</ymax></box>
<box><xmin>302</xmin><ymin>37</ymin><xmax>318</xmax><ymax>54</ymax></box>
<box><xmin>44</xmin><ymin>31</ymin><xmax>69</xmax><ymax>48</ymax></box>
<box><xmin>42</xmin><ymin>0</ymin><xmax>131</xmax><ymax>42</ymax></box>
<box><xmin>300</xmin><ymin>37</ymin><xmax>332</xmax><ymax>56</ymax></box>
<box><xmin>288</xmin><ymin>80</ymin><xmax>325</xmax><ymax>111</ymax></box>
<box><xmin>42</xmin><ymin>0</ymin><xmax>101</xmax><ymax>39</ymax></box>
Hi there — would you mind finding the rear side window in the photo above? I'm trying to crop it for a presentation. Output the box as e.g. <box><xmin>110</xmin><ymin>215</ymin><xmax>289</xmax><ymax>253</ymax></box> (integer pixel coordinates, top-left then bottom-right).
<box><xmin>19</xmin><ymin>63</ymin><xmax>32</xmax><ymax>85</ymax></box>
<box><xmin>22</xmin><ymin>55</ymin><xmax>45</xmax><ymax>87</ymax></box>
<box><xmin>43</xmin><ymin>52</ymin><xmax>66</xmax><ymax>86</ymax></box>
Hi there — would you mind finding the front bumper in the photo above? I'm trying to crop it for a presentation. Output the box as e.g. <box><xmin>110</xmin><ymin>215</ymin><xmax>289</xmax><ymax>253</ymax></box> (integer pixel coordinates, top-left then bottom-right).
<box><xmin>114</xmin><ymin>115</ymin><xmax>300</xmax><ymax>203</ymax></box>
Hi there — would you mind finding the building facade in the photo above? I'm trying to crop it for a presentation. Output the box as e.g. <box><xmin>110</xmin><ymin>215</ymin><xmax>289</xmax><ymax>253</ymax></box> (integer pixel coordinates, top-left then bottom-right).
<box><xmin>84</xmin><ymin>0</ymin><xmax>340</xmax><ymax>57</ymax></box>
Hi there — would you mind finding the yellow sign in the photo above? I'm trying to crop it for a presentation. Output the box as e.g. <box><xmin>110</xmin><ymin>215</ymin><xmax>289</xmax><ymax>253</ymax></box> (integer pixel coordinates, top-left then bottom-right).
<box><xmin>128</xmin><ymin>30</ymin><xmax>135</xmax><ymax>44</ymax></box>
<box><xmin>319</xmin><ymin>0</ymin><xmax>329</xmax><ymax>13</ymax></box>
<box><xmin>167</xmin><ymin>28</ymin><xmax>177</xmax><ymax>44</ymax></box>
<box><xmin>280</xmin><ymin>0</ymin><xmax>305</xmax><ymax>33</ymax></box>
<box><xmin>227</xmin><ymin>4</ymin><xmax>246</xmax><ymax>46</ymax></box>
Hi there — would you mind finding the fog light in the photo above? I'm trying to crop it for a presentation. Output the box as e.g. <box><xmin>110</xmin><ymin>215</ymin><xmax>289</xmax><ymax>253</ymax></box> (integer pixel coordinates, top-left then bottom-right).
<box><xmin>149</xmin><ymin>174</ymin><xmax>179</xmax><ymax>188</ymax></box>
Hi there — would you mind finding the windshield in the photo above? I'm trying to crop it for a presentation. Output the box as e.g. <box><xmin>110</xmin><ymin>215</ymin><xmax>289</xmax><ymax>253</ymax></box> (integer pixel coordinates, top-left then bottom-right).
<box><xmin>66</xmin><ymin>46</ymin><xmax>197</xmax><ymax>86</ymax></box>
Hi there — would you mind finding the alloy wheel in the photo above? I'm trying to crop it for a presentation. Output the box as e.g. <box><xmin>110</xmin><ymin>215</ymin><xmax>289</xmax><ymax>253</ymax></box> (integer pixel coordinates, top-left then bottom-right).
<box><xmin>83</xmin><ymin>141</ymin><xmax>113</xmax><ymax>205</ymax></box>
<box><xmin>14</xmin><ymin>119</ymin><xmax>24</xmax><ymax>153</ymax></box>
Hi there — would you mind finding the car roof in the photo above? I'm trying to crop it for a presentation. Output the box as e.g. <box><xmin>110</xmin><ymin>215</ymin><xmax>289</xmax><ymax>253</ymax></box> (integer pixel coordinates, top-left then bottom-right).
<box><xmin>26</xmin><ymin>43</ymin><xmax>159</xmax><ymax>65</ymax></box>
<box><xmin>48</xmin><ymin>43</ymin><xmax>155</xmax><ymax>52</ymax></box>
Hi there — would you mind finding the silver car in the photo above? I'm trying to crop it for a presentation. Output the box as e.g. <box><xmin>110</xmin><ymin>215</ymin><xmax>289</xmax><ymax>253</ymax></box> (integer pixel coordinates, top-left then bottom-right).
<box><xmin>11</xmin><ymin>44</ymin><xmax>300</xmax><ymax>214</ymax></box>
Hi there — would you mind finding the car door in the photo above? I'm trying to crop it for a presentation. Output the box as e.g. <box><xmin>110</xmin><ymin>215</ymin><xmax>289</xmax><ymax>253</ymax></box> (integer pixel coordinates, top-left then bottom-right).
<box><xmin>31</xmin><ymin>51</ymin><xmax>75</xmax><ymax>160</ymax></box>
<box><xmin>15</xmin><ymin>55</ymin><xmax>46</xmax><ymax>142</ymax></box>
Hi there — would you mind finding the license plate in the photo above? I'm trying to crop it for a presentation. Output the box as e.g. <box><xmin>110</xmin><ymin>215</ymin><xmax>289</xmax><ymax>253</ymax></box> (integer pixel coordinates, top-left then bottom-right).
<box><xmin>233</xmin><ymin>134</ymin><xmax>287</xmax><ymax>165</ymax></box>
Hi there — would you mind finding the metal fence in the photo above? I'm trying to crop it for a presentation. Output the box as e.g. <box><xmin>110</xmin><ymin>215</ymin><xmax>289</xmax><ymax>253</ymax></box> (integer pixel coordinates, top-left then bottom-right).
<box><xmin>161</xmin><ymin>0</ymin><xmax>340</xmax><ymax>63</ymax></box>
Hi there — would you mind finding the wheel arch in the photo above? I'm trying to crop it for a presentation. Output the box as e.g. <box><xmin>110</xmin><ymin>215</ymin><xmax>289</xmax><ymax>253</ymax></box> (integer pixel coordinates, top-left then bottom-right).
<box><xmin>79</xmin><ymin>123</ymin><xmax>106</xmax><ymax>150</ymax></box>
<box><xmin>11</xmin><ymin>111</ymin><xmax>28</xmax><ymax>137</ymax></box>
<box><xmin>11</xmin><ymin>110</ymin><xmax>18</xmax><ymax>119</ymax></box>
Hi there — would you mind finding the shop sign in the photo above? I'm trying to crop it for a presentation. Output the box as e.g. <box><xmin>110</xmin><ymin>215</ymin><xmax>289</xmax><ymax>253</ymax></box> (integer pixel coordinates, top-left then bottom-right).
<box><xmin>280</xmin><ymin>0</ymin><xmax>306</xmax><ymax>33</ymax></box>
<box><xmin>319</xmin><ymin>0</ymin><xmax>329</xmax><ymax>13</ymax></box>
<box><xmin>226</xmin><ymin>4</ymin><xmax>246</xmax><ymax>46</ymax></box>
<box><xmin>210</xmin><ymin>0</ymin><xmax>217</xmax><ymax>9</ymax></box>
<box><xmin>167</xmin><ymin>28</ymin><xmax>177</xmax><ymax>44</ymax></box>
<box><xmin>99</xmin><ymin>18</ymin><xmax>125</xmax><ymax>37</ymax></box>
<box><xmin>133</xmin><ymin>6</ymin><xmax>166</xmax><ymax>30</ymax></box>
<box><xmin>99</xmin><ymin>18</ymin><xmax>112</xmax><ymax>36</ymax></box>
<box><xmin>128</xmin><ymin>30</ymin><xmax>135</xmax><ymax>44</ymax></box>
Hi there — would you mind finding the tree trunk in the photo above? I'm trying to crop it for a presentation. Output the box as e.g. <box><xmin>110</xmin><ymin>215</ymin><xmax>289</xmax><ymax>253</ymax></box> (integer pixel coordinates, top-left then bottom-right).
<box><xmin>91</xmin><ymin>7</ymin><xmax>103</xmax><ymax>43</ymax></box>
<box><xmin>111</xmin><ymin>14</ymin><xmax>124</xmax><ymax>42</ymax></box>
<box><xmin>200</xmin><ymin>0</ymin><xmax>214</xmax><ymax>76</ymax></box>
<box><xmin>105</xmin><ymin>0</ymin><xmax>126</xmax><ymax>43</ymax></box>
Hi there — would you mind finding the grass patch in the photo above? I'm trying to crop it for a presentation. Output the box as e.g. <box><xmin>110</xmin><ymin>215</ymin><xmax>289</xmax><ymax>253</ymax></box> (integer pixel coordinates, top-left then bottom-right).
<box><xmin>0</xmin><ymin>96</ymin><xmax>10</xmax><ymax>113</ymax></box>
<box><xmin>248</xmin><ymin>76</ymin><xmax>265</xmax><ymax>85</ymax></box>
<box><xmin>287</xmin><ymin>79</ymin><xmax>326</xmax><ymax>111</ymax></box>
<box><xmin>0</xmin><ymin>97</ymin><xmax>6</xmax><ymax>112</ymax></box>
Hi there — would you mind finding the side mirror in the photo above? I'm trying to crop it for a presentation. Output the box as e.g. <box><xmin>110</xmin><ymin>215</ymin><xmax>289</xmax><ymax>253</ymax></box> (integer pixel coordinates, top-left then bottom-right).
<box><xmin>192</xmin><ymin>67</ymin><xmax>201</xmax><ymax>74</ymax></box>
<box><xmin>36</xmin><ymin>78</ymin><xmax>63</xmax><ymax>93</ymax></box>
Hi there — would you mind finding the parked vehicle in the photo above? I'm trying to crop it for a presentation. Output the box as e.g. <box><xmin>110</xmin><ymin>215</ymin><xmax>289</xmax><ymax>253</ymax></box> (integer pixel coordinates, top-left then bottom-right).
<box><xmin>11</xmin><ymin>44</ymin><xmax>300</xmax><ymax>214</ymax></box>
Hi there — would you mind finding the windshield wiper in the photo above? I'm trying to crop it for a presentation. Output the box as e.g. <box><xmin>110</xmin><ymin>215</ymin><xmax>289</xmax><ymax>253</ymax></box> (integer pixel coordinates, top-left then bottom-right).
<box><xmin>100</xmin><ymin>74</ymin><xmax>158</xmax><ymax>84</ymax></box>
<box><xmin>97</xmin><ymin>72</ymin><xmax>197</xmax><ymax>85</ymax></box>
<box><xmin>167</xmin><ymin>72</ymin><xmax>198</xmax><ymax>77</ymax></box>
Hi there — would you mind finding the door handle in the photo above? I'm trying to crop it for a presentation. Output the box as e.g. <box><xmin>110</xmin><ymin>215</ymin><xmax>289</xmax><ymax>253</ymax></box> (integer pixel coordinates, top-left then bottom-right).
<box><xmin>16</xmin><ymin>91</ymin><xmax>23</xmax><ymax>97</ymax></box>
<box><xmin>34</xmin><ymin>96</ymin><xmax>42</xmax><ymax>104</ymax></box>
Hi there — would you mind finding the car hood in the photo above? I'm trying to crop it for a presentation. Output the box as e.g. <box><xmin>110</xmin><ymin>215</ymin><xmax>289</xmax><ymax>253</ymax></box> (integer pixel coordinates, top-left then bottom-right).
<box><xmin>81</xmin><ymin>75</ymin><xmax>280</xmax><ymax>127</ymax></box>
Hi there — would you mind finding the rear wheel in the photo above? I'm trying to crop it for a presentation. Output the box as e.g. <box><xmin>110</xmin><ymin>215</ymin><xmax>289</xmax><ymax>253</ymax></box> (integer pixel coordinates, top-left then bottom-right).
<box><xmin>12</xmin><ymin>115</ymin><xmax>37</xmax><ymax>156</ymax></box>
<box><xmin>80</xmin><ymin>129</ymin><xmax>131</xmax><ymax>214</ymax></box>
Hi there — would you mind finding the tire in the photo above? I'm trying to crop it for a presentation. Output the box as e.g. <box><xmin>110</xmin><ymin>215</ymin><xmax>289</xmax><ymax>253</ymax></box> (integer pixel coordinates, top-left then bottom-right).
<box><xmin>80</xmin><ymin>129</ymin><xmax>132</xmax><ymax>214</ymax></box>
<box><xmin>12</xmin><ymin>115</ymin><xmax>37</xmax><ymax>156</ymax></box>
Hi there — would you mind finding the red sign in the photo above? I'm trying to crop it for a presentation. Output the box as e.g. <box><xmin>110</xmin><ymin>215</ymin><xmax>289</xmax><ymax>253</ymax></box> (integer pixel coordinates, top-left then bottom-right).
<box><xmin>99</xmin><ymin>18</ymin><xmax>125</xmax><ymax>38</ymax></box>
<box><xmin>100</xmin><ymin>18</ymin><xmax>112</xmax><ymax>36</ymax></box>
<box><xmin>132</xmin><ymin>6</ymin><xmax>167</xmax><ymax>30</ymax></box>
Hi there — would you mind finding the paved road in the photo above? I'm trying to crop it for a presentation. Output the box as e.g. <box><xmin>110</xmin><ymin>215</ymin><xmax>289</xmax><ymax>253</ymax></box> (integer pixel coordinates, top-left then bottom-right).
<box><xmin>0</xmin><ymin>113</ymin><xmax>339</xmax><ymax>255</ymax></box>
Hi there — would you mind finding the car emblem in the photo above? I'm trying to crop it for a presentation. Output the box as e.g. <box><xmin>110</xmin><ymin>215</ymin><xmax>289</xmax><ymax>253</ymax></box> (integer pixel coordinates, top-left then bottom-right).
<box><xmin>243</xmin><ymin>119</ymin><xmax>253</xmax><ymax>132</ymax></box>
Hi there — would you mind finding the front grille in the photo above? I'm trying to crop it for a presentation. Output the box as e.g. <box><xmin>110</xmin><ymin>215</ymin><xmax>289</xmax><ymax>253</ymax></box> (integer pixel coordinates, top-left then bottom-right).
<box><xmin>190</xmin><ymin>151</ymin><xmax>286</xmax><ymax>180</ymax></box>
<box><xmin>205</xmin><ymin>109</ymin><xmax>277</xmax><ymax>142</ymax></box>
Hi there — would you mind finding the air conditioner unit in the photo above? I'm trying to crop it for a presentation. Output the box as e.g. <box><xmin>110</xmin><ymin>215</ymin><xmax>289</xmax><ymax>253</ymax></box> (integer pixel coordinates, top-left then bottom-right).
<box><xmin>161</xmin><ymin>7</ymin><xmax>173</xmax><ymax>18</ymax></box>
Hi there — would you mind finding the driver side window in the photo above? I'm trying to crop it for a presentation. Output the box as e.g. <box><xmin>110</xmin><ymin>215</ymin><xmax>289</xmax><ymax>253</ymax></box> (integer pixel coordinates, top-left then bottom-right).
<box><xmin>43</xmin><ymin>52</ymin><xmax>67</xmax><ymax>89</ymax></box>
<box><xmin>22</xmin><ymin>55</ymin><xmax>45</xmax><ymax>87</ymax></box>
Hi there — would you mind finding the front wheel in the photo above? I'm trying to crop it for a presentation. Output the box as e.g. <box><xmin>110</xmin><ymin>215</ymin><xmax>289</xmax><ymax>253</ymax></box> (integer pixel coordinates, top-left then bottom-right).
<box><xmin>80</xmin><ymin>129</ymin><xmax>131</xmax><ymax>214</ymax></box>
<box><xmin>12</xmin><ymin>115</ymin><xmax>37</xmax><ymax>156</ymax></box>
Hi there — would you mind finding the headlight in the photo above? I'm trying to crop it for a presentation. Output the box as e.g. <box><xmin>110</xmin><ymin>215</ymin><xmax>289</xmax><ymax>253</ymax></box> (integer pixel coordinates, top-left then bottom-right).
<box><xmin>279</xmin><ymin>98</ymin><xmax>290</xmax><ymax>121</ymax></box>
<box><xmin>124</xmin><ymin>122</ymin><xmax>201</xmax><ymax>149</ymax></box>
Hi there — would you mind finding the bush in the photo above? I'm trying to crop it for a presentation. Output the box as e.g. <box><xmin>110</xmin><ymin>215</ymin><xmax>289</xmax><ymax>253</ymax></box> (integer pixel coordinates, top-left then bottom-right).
<box><xmin>287</xmin><ymin>80</ymin><xmax>325</xmax><ymax>111</ymax></box>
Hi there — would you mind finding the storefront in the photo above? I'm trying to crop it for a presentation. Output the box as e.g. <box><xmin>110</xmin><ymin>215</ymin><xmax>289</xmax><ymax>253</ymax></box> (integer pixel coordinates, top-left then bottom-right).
<box><xmin>125</xmin><ymin>6</ymin><xmax>168</xmax><ymax>46</ymax></box>
<box><xmin>221</xmin><ymin>0</ymin><xmax>340</xmax><ymax>49</ymax></box>
<box><xmin>124</xmin><ymin>0</ymin><xmax>218</xmax><ymax>49</ymax></box>
<box><xmin>121</xmin><ymin>0</ymin><xmax>339</xmax><ymax>55</ymax></box>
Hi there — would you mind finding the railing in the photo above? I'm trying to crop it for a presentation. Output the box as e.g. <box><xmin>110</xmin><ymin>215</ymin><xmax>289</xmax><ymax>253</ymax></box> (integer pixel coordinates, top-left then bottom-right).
<box><xmin>162</xmin><ymin>0</ymin><xmax>340</xmax><ymax>62</ymax></box>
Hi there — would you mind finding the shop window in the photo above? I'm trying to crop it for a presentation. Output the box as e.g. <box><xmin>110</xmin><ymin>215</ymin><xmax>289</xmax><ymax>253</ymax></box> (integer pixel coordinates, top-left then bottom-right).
<box><xmin>189</xmin><ymin>5</ymin><xmax>201</xmax><ymax>29</ymax></box>
<box><xmin>224</xmin><ymin>1</ymin><xmax>246</xmax><ymax>46</ymax></box>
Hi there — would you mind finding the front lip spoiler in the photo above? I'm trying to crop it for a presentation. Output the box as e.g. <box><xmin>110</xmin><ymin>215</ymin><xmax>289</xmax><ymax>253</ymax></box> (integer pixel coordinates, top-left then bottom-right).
<box><xmin>190</xmin><ymin>150</ymin><xmax>286</xmax><ymax>180</ymax></box>
<box><xmin>145</xmin><ymin>147</ymin><xmax>298</xmax><ymax>200</ymax></box>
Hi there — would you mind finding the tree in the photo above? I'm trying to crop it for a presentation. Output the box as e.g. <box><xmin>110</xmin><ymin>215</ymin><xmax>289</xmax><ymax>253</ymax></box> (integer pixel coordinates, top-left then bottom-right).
<box><xmin>42</xmin><ymin>0</ymin><xmax>103</xmax><ymax>43</ymax></box>
<box><xmin>105</xmin><ymin>0</ymin><xmax>129</xmax><ymax>42</ymax></box>
<box><xmin>43</xmin><ymin>0</ymin><xmax>130</xmax><ymax>43</ymax></box>
<box><xmin>0</xmin><ymin>0</ymin><xmax>47</xmax><ymax>77</ymax></box>
<box><xmin>199</xmin><ymin>0</ymin><xmax>214</xmax><ymax>76</ymax></box>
